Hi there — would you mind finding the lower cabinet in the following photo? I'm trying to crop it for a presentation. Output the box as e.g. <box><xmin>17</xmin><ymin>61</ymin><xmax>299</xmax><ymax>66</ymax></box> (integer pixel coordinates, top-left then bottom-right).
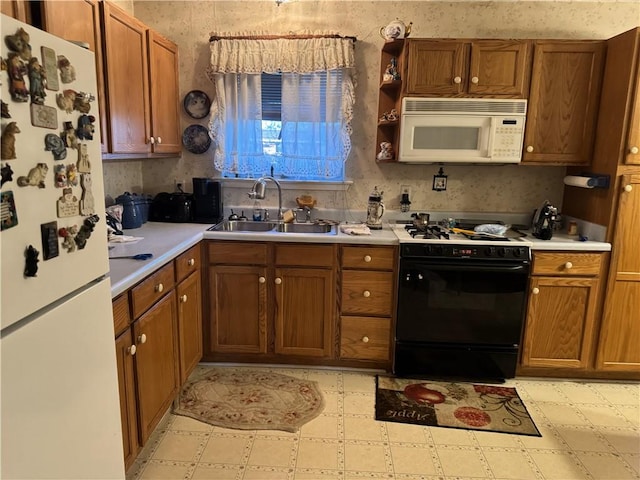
<box><xmin>177</xmin><ymin>270</ymin><xmax>203</xmax><ymax>383</ymax></box>
<box><xmin>520</xmin><ymin>251</ymin><xmax>603</xmax><ymax>372</ymax></box>
<box><xmin>114</xmin><ymin>324</ymin><xmax>138</xmax><ymax>469</ymax></box>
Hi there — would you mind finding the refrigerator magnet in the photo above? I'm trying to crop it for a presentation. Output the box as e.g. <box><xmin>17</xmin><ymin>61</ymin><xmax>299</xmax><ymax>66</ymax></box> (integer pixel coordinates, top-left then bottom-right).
<box><xmin>44</xmin><ymin>133</ymin><xmax>67</xmax><ymax>160</ymax></box>
<box><xmin>27</xmin><ymin>57</ymin><xmax>47</xmax><ymax>105</ymax></box>
<box><xmin>61</xmin><ymin>121</ymin><xmax>78</xmax><ymax>149</ymax></box>
<box><xmin>1</xmin><ymin>122</ymin><xmax>21</xmax><ymax>160</ymax></box>
<box><xmin>41</xmin><ymin>46</ymin><xmax>59</xmax><ymax>91</ymax></box>
<box><xmin>54</xmin><ymin>164</ymin><xmax>67</xmax><ymax>188</ymax></box>
<box><xmin>6</xmin><ymin>53</ymin><xmax>29</xmax><ymax>102</ymax></box>
<box><xmin>58</xmin><ymin>225</ymin><xmax>78</xmax><ymax>253</ymax></box>
<box><xmin>24</xmin><ymin>245</ymin><xmax>40</xmax><ymax>277</ymax></box>
<box><xmin>1</xmin><ymin>100</ymin><xmax>11</xmax><ymax>118</ymax></box>
<box><xmin>40</xmin><ymin>221</ymin><xmax>59</xmax><ymax>260</ymax></box>
<box><xmin>77</xmin><ymin>144</ymin><xmax>91</xmax><ymax>172</ymax></box>
<box><xmin>5</xmin><ymin>27</ymin><xmax>33</xmax><ymax>61</ymax></box>
<box><xmin>56</xmin><ymin>89</ymin><xmax>76</xmax><ymax>113</ymax></box>
<box><xmin>74</xmin><ymin>214</ymin><xmax>100</xmax><ymax>250</ymax></box>
<box><xmin>66</xmin><ymin>163</ymin><xmax>78</xmax><ymax>187</ymax></box>
<box><xmin>80</xmin><ymin>173</ymin><xmax>95</xmax><ymax>215</ymax></box>
<box><xmin>57</xmin><ymin>188</ymin><xmax>79</xmax><ymax>217</ymax></box>
<box><xmin>30</xmin><ymin>103</ymin><xmax>57</xmax><ymax>129</ymax></box>
<box><xmin>76</xmin><ymin>115</ymin><xmax>95</xmax><ymax>140</ymax></box>
<box><xmin>1</xmin><ymin>163</ymin><xmax>14</xmax><ymax>186</ymax></box>
<box><xmin>73</xmin><ymin>91</ymin><xmax>95</xmax><ymax>114</ymax></box>
<box><xmin>57</xmin><ymin>55</ymin><xmax>76</xmax><ymax>84</ymax></box>
<box><xmin>1</xmin><ymin>191</ymin><xmax>19</xmax><ymax>230</ymax></box>
<box><xmin>17</xmin><ymin>163</ymin><xmax>48</xmax><ymax>188</ymax></box>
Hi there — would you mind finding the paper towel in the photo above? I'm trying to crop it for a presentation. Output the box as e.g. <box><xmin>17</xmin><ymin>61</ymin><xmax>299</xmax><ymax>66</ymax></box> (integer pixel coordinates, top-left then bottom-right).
<box><xmin>563</xmin><ymin>175</ymin><xmax>595</xmax><ymax>188</ymax></box>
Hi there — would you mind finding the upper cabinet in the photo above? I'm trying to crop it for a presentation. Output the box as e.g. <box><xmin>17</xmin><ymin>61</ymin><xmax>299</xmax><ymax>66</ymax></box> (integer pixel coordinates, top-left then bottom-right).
<box><xmin>406</xmin><ymin>39</ymin><xmax>531</xmax><ymax>97</ymax></box>
<box><xmin>376</xmin><ymin>39</ymin><xmax>405</xmax><ymax>162</ymax></box>
<box><xmin>102</xmin><ymin>2</ymin><xmax>181</xmax><ymax>157</ymax></box>
<box><xmin>1</xmin><ymin>0</ymin><xmax>29</xmax><ymax>23</ymax></box>
<box><xmin>522</xmin><ymin>41</ymin><xmax>605</xmax><ymax>166</ymax></box>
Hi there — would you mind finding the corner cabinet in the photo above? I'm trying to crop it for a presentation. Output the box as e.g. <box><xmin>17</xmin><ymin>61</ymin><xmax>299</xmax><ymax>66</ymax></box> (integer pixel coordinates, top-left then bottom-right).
<box><xmin>376</xmin><ymin>39</ymin><xmax>405</xmax><ymax>163</ymax></box>
<box><xmin>522</xmin><ymin>41</ymin><xmax>605</xmax><ymax>165</ymax></box>
<box><xmin>102</xmin><ymin>1</ymin><xmax>180</xmax><ymax>157</ymax></box>
<box><xmin>406</xmin><ymin>39</ymin><xmax>531</xmax><ymax>97</ymax></box>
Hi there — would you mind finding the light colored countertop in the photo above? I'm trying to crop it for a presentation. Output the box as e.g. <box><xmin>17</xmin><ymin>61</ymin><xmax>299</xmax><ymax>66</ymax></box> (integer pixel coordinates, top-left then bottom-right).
<box><xmin>108</xmin><ymin>221</ymin><xmax>611</xmax><ymax>298</ymax></box>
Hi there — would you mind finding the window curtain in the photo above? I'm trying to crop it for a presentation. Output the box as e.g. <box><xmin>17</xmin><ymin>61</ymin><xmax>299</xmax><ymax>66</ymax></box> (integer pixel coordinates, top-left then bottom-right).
<box><xmin>207</xmin><ymin>33</ymin><xmax>355</xmax><ymax>179</ymax></box>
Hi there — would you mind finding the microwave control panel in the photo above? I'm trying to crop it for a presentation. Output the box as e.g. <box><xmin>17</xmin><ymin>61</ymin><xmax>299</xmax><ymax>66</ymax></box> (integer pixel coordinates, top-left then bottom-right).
<box><xmin>492</xmin><ymin>117</ymin><xmax>525</xmax><ymax>160</ymax></box>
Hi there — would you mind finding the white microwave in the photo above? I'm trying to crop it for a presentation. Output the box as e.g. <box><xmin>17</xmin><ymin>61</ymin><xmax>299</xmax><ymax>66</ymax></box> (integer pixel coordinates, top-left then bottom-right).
<box><xmin>398</xmin><ymin>97</ymin><xmax>527</xmax><ymax>164</ymax></box>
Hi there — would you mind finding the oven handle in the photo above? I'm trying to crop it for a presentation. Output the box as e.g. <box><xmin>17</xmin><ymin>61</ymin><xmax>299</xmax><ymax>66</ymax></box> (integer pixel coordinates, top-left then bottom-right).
<box><xmin>402</xmin><ymin>262</ymin><xmax>529</xmax><ymax>273</ymax></box>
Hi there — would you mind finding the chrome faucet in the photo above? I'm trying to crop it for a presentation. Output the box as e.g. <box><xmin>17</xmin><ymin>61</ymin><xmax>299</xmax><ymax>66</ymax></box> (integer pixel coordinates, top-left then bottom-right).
<box><xmin>248</xmin><ymin>176</ymin><xmax>283</xmax><ymax>221</ymax></box>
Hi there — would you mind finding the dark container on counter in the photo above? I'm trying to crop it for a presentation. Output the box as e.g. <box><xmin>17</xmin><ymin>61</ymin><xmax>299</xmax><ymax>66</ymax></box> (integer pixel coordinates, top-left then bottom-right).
<box><xmin>115</xmin><ymin>192</ymin><xmax>143</xmax><ymax>229</ymax></box>
<box><xmin>192</xmin><ymin>178</ymin><xmax>223</xmax><ymax>224</ymax></box>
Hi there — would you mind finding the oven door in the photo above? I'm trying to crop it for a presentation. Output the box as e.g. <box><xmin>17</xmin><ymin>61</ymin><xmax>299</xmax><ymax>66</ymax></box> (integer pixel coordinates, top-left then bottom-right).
<box><xmin>397</xmin><ymin>258</ymin><xmax>529</xmax><ymax>347</ymax></box>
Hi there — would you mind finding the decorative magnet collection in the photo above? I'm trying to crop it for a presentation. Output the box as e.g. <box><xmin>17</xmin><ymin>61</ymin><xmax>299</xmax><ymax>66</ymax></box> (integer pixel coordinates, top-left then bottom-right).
<box><xmin>1</xmin><ymin>23</ymin><xmax>102</xmax><ymax>278</ymax></box>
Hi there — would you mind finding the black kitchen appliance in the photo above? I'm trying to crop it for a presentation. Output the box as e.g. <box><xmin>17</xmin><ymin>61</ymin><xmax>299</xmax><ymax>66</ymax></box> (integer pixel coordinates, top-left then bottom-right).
<box><xmin>149</xmin><ymin>192</ymin><xmax>193</xmax><ymax>222</ymax></box>
<box><xmin>192</xmin><ymin>178</ymin><xmax>223</xmax><ymax>224</ymax></box>
<box><xmin>532</xmin><ymin>201</ymin><xmax>557</xmax><ymax>240</ymax></box>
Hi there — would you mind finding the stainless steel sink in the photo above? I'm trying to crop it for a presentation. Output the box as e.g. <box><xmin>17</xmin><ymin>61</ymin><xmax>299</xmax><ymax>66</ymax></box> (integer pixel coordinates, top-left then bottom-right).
<box><xmin>208</xmin><ymin>221</ymin><xmax>277</xmax><ymax>232</ymax></box>
<box><xmin>276</xmin><ymin>223</ymin><xmax>336</xmax><ymax>234</ymax></box>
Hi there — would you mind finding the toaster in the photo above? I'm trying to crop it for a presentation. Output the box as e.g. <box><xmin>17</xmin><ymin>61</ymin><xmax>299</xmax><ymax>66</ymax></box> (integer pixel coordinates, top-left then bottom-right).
<box><xmin>149</xmin><ymin>192</ymin><xmax>193</xmax><ymax>223</ymax></box>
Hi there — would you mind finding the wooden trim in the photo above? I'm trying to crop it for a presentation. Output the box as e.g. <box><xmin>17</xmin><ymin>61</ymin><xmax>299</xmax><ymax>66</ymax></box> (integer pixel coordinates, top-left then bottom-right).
<box><xmin>209</xmin><ymin>34</ymin><xmax>356</xmax><ymax>42</ymax></box>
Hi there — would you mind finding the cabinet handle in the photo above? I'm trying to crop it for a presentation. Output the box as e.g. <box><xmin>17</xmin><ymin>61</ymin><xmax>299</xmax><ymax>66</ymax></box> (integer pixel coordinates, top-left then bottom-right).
<box><xmin>180</xmin><ymin>294</ymin><xmax>188</xmax><ymax>303</ymax></box>
<box><xmin>624</xmin><ymin>184</ymin><xmax>633</xmax><ymax>193</ymax></box>
<box><xmin>363</xmin><ymin>290</ymin><xmax>371</xmax><ymax>298</ymax></box>
<box><xmin>453</xmin><ymin>76</ymin><xmax>462</xmax><ymax>84</ymax></box>
<box><xmin>187</xmin><ymin>258</ymin><xmax>195</xmax><ymax>266</ymax></box>
<box><xmin>471</xmin><ymin>76</ymin><xmax>479</xmax><ymax>84</ymax></box>
<box><xmin>128</xmin><ymin>344</ymin><xmax>137</xmax><ymax>356</ymax></box>
<box><xmin>564</xmin><ymin>262</ymin><xmax>573</xmax><ymax>270</ymax></box>
<box><xmin>138</xmin><ymin>333</ymin><xmax>147</xmax><ymax>344</ymax></box>
<box><xmin>532</xmin><ymin>287</ymin><xmax>540</xmax><ymax>295</ymax></box>
<box><xmin>630</xmin><ymin>146</ymin><xmax>639</xmax><ymax>154</ymax></box>
<box><xmin>275</xmin><ymin>277</ymin><xmax>282</xmax><ymax>285</ymax></box>
<box><xmin>362</xmin><ymin>336</ymin><xmax>370</xmax><ymax>343</ymax></box>
<box><xmin>157</xmin><ymin>136</ymin><xmax>162</xmax><ymax>144</ymax></box>
<box><xmin>259</xmin><ymin>276</ymin><xmax>266</xmax><ymax>284</ymax></box>
<box><xmin>149</xmin><ymin>136</ymin><xmax>155</xmax><ymax>144</ymax></box>
<box><xmin>526</xmin><ymin>146</ymin><xmax>534</xmax><ymax>153</ymax></box>
<box><xmin>155</xmin><ymin>283</ymin><xmax>164</xmax><ymax>293</ymax></box>
<box><xmin>364</xmin><ymin>255</ymin><xmax>372</xmax><ymax>263</ymax></box>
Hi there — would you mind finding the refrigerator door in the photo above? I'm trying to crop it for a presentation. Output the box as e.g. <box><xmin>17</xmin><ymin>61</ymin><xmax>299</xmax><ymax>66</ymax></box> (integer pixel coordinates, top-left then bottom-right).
<box><xmin>1</xmin><ymin>15</ymin><xmax>109</xmax><ymax>330</ymax></box>
<box><xmin>1</xmin><ymin>279</ymin><xmax>124</xmax><ymax>479</ymax></box>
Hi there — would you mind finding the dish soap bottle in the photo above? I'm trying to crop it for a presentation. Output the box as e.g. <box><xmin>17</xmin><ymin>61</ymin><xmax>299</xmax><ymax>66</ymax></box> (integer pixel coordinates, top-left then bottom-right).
<box><xmin>252</xmin><ymin>199</ymin><xmax>262</xmax><ymax>221</ymax></box>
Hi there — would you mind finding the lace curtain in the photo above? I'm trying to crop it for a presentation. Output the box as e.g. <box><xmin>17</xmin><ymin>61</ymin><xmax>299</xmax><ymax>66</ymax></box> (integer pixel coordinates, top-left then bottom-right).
<box><xmin>207</xmin><ymin>33</ymin><xmax>355</xmax><ymax>179</ymax></box>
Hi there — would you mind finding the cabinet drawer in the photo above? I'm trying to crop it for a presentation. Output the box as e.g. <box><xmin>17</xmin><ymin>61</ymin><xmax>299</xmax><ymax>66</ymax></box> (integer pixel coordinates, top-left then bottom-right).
<box><xmin>342</xmin><ymin>246</ymin><xmax>395</xmax><ymax>270</ymax></box>
<box><xmin>532</xmin><ymin>252</ymin><xmax>603</xmax><ymax>276</ymax></box>
<box><xmin>175</xmin><ymin>244</ymin><xmax>201</xmax><ymax>282</ymax></box>
<box><xmin>130</xmin><ymin>262</ymin><xmax>176</xmax><ymax>319</ymax></box>
<box><xmin>208</xmin><ymin>241</ymin><xmax>268</xmax><ymax>265</ymax></box>
<box><xmin>275</xmin><ymin>244</ymin><xmax>335</xmax><ymax>267</ymax></box>
<box><xmin>112</xmin><ymin>293</ymin><xmax>131</xmax><ymax>336</ymax></box>
<box><xmin>342</xmin><ymin>271</ymin><xmax>394</xmax><ymax>316</ymax></box>
<box><xmin>340</xmin><ymin>316</ymin><xmax>390</xmax><ymax>361</ymax></box>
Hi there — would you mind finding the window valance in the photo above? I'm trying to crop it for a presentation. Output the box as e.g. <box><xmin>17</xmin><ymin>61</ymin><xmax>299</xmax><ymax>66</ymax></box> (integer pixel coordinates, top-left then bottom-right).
<box><xmin>207</xmin><ymin>31</ymin><xmax>356</xmax><ymax>76</ymax></box>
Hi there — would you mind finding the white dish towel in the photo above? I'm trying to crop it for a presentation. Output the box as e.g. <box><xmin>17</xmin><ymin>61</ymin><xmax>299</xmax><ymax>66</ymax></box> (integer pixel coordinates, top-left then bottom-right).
<box><xmin>339</xmin><ymin>223</ymin><xmax>371</xmax><ymax>235</ymax></box>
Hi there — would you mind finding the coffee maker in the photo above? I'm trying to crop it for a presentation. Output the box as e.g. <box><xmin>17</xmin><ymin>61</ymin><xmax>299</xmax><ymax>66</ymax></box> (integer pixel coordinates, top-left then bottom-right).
<box><xmin>192</xmin><ymin>178</ymin><xmax>223</xmax><ymax>224</ymax></box>
<box><xmin>365</xmin><ymin>186</ymin><xmax>385</xmax><ymax>230</ymax></box>
<box><xmin>532</xmin><ymin>200</ymin><xmax>557</xmax><ymax>240</ymax></box>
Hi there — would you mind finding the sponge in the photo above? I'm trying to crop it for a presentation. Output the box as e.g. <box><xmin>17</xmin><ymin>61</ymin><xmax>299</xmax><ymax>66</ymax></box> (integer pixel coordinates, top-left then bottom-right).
<box><xmin>282</xmin><ymin>209</ymin><xmax>295</xmax><ymax>223</ymax></box>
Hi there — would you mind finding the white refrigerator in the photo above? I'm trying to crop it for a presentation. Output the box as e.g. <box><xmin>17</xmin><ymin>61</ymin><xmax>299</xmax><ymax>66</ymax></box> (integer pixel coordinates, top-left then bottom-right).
<box><xmin>1</xmin><ymin>15</ymin><xmax>124</xmax><ymax>479</ymax></box>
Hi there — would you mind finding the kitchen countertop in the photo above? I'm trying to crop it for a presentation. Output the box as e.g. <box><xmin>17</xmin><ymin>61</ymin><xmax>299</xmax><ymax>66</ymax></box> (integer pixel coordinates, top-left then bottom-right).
<box><xmin>108</xmin><ymin>221</ymin><xmax>611</xmax><ymax>298</ymax></box>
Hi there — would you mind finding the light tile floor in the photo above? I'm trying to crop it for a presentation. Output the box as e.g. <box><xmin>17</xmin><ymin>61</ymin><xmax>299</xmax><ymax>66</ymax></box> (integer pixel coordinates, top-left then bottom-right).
<box><xmin>127</xmin><ymin>366</ymin><xmax>640</xmax><ymax>480</ymax></box>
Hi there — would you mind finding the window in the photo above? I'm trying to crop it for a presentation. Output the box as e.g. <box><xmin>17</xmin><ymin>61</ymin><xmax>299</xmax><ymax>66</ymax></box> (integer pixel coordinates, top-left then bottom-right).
<box><xmin>207</xmin><ymin>35</ymin><xmax>355</xmax><ymax>182</ymax></box>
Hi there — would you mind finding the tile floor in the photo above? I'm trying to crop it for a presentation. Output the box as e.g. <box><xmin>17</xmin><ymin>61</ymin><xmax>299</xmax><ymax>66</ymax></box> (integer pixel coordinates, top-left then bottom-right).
<box><xmin>127</xmin><ymin>366</ymin><xmax>640</xmax><ymax>480</ymax></box>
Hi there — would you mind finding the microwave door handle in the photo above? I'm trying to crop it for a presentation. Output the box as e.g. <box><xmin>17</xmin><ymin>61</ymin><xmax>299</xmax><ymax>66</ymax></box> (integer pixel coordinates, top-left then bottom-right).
<box><xmin>486</xmin><ymin>117</ymin><xmax>495</xmax><ymax>160</ymax></box>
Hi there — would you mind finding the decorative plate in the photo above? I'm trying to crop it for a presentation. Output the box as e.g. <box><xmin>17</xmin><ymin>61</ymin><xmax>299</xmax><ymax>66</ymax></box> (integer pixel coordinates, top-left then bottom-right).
<box><xmin>182</xmin><ymin>125</ymin><xmax>211</xmax><ymax>154</ymax></box>
<box><xmin>183</xmin><ymin>90</ymin><xmax>211</xmax><ymax>119</ymax></box>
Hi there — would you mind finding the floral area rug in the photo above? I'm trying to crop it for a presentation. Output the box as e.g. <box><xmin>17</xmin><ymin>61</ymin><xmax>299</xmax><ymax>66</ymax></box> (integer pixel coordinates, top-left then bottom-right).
<box><xmin>174</xmin><ymin>367</ymin><xmax>324</xmax><ymax>433</ymax></box>
<box><xmin>375</xmin><ymin>376</ymin><xmax>541</xmax><ymax>436</ymax></box>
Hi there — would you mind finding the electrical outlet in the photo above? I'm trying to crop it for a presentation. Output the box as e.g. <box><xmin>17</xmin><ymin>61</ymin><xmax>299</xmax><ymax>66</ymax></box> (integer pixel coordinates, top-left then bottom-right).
<box><xmin>400</xmin><ymin>185</ymin><xmax>411</xmax><ymax>198</ymax></box>
<box><xmin>174</xmin><ymin>178</ymin><xmax>186</xmax><ymax>191</ymax></box>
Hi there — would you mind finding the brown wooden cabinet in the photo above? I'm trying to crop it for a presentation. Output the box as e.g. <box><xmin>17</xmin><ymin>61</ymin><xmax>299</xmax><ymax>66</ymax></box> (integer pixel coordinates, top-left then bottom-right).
<box><xmin>339</xmin><ymin>245</ymin><xmax>396</xmax><ymax>364</ymax></box>
<box><xmin>375</xmin><ymin>39</ymin><xmax>405</xmax><ymax>162</ymax></box>
<box><xmin>101</xmin><ymin>1</ymin><xmax>180</xmax><ymax>157</ymax></box>
<box><xmin>206</xmin><ymin>241</ymin><xmax>336</xmax><ymax>360</ymax></box>
<box><xmin>1</xmin><ymin>0</ymin><xmax>29</xmax><ymax>22</ymax></box>
<box><xmin>114</xmin><ymin>328</ymin><xmax>139</xmax><ymax>470</ymax></box>
<box><xmin>406</xmin><ymin>39</ymin><xmax>531</xmax><ymax>97</ymax></box>
<box><xmin>521</xmin><ymin>252</ymin><xmax>603</xmax><ymax>370</ymax></box>
<box><xmin>176</xmin><ymin>248</ymin><xmax>203</xmax><ymax>384</ymax></box>
<box><xmin>522</xmin><ymin>41</ymin><xmax>605</xmax><ymax>166</ymax></box>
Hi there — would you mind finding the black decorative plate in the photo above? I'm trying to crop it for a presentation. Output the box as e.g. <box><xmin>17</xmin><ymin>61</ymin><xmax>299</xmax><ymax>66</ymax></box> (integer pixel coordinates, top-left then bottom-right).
<box><xmin>183</xmin><ymin>90</ymin><xmax>211</xmax><ymax>119</ymax></box>
<box><xmin>182</xmin><ymin>125</ymin><xmax>211</xmax><ymax>154</ymax></box>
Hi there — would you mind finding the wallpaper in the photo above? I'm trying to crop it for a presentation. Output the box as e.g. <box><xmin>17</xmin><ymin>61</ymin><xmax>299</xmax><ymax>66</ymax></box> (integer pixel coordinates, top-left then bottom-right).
<box><xmin>122</xmin><ymin>0</ymin><xmax>640</xmax><ymax>216</ymax></box>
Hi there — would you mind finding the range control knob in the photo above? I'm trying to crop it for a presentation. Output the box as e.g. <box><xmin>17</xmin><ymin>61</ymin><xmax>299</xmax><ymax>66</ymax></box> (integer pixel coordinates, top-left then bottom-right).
<box><xmin>485</xmin><ymin>247</ymin><xmax>496</xmax><ymax>257</ymax></box>
<box><xmin>424</xmin><ymin>245</ymin><xmax>433</xmax><ymax>255</ymax></box>
<box><xmin>497</xmin><ymin>247</ymin><xmax>506</xmax><ymax>257</ymax></box>
<box><xmin>512</xmin><ymin>248</ymin><xmax>524</xmax><ymax>257</ymax></box>
<box><xmin>433</xmin><ymin>245</ymin><xmax>444</xmax><ymax>256</ymax></box>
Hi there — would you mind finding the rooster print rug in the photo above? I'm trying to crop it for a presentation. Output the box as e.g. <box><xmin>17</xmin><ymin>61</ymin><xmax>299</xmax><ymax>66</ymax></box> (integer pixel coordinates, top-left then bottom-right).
<box><xmin>375</xmin><ymin>376</ymin><xmax>541</xmax><ymax>436</ymax></box>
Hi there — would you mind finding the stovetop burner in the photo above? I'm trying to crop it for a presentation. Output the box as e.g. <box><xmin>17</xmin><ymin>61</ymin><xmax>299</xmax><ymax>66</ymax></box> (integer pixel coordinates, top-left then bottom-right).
<box><xmin>404</xmin><ymin>224</ymin><xmax>512</xmax><ymax>241</ymax></box>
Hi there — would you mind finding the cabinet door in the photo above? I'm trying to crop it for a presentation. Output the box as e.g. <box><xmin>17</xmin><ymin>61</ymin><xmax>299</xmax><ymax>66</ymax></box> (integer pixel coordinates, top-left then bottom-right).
<box><xmin>102</xmin><ymin>1</ymin><xmax>151</xmax><ymax>154</ymax></box>
<box><xmin>209</xmin><ymin>265</ymin><xmax>268</xmax><ymax>354</ymax></box>
<box><xmin>523</xmin><ymin>41</ymin><xmax>605</xmax><ymax>165</ymax></box>
<box><xmin>41</xmin><ymin>0</ymin><xmax>108</xmax><ymax>153</ymax></box>
<box><xmin>407</xmin><ymin>40</ymin><xmax>467</xmax><ymax>95</ymax></box>
<box><xmin>177</xmin><ymin>271</ymin><xmax>202</xmax><ymax>383</ymax></box>
<box><xmin>148</xmin><ymin>30</ymin><xmax>181</xmax><ymax>154</ymax></box>
<box><xmin>274</xmin><ymin>267</ymin><xmax>334</xmax><ymax>357</ymax></box>
<box><xmin>133</xmin><ymin>293</ymin><xmax>178</xmax><ymax>444</ymax></box>
<box><xmin>625</xmin><ymin>57</ymin><xmax>640</xmax><ymax>165</ymax></box>
<box><xmin>1</xmin><ymin>0</ymin><xmax>29</xmax><ymax>22</ymax></box>
<box><xmin>596</xmin><ymin>174</ymin><xmax>640</xmax><ymax>371</ymax></box>
<box><xmin>522</xmin><ymin>276</ymin><xmax>599</xmax><ymax>369</ymax></box>
<box><xmin>114</xmin><ymin>329</ymin><xmax>139</xmax><ymax>469</ymax></box>
<box><xmin>468</xmin><ymin>40</ymin><xmax>530</xmax><ymax>97</ymax></box>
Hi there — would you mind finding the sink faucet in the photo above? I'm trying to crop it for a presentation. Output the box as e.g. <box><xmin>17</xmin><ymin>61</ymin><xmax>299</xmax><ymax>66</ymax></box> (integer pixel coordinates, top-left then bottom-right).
<box><xmin>248</xmin><ymin>176</ymin><xmax>283</xmax><ymax>221</ymax></box>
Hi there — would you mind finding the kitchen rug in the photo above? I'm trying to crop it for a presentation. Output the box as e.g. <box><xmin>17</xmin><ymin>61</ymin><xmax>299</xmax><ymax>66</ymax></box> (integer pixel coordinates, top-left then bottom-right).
<box><xmin>174</xmin><ymin>367</ymin><xmax>324</xmax><ymax>433</ymax></box>
<box><xmin>375</xmin><ymin>376</ymin><xmax>540</xmax><ymax>436</ymax></box>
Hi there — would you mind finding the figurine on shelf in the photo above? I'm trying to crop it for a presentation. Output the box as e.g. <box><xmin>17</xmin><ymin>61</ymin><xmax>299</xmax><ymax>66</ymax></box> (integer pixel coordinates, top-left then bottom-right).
<box><xmin>377</xmin><ymin>141</ymin><xmax>393</xmax><ymax>161</ymax></box>
<box><xmin>379</xmin><ymin>108</ymin><xmax>398</xmax><ymax>123</ymax></box>
<box><xmin>380</xmin><ymin>19</ymin><xmax>412</xmax><ymax>41</ymax></box>
<box><xmin>383</xmin><ymin>57</ymin><xmax>400</xmax><ymax>82</ymax></box>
